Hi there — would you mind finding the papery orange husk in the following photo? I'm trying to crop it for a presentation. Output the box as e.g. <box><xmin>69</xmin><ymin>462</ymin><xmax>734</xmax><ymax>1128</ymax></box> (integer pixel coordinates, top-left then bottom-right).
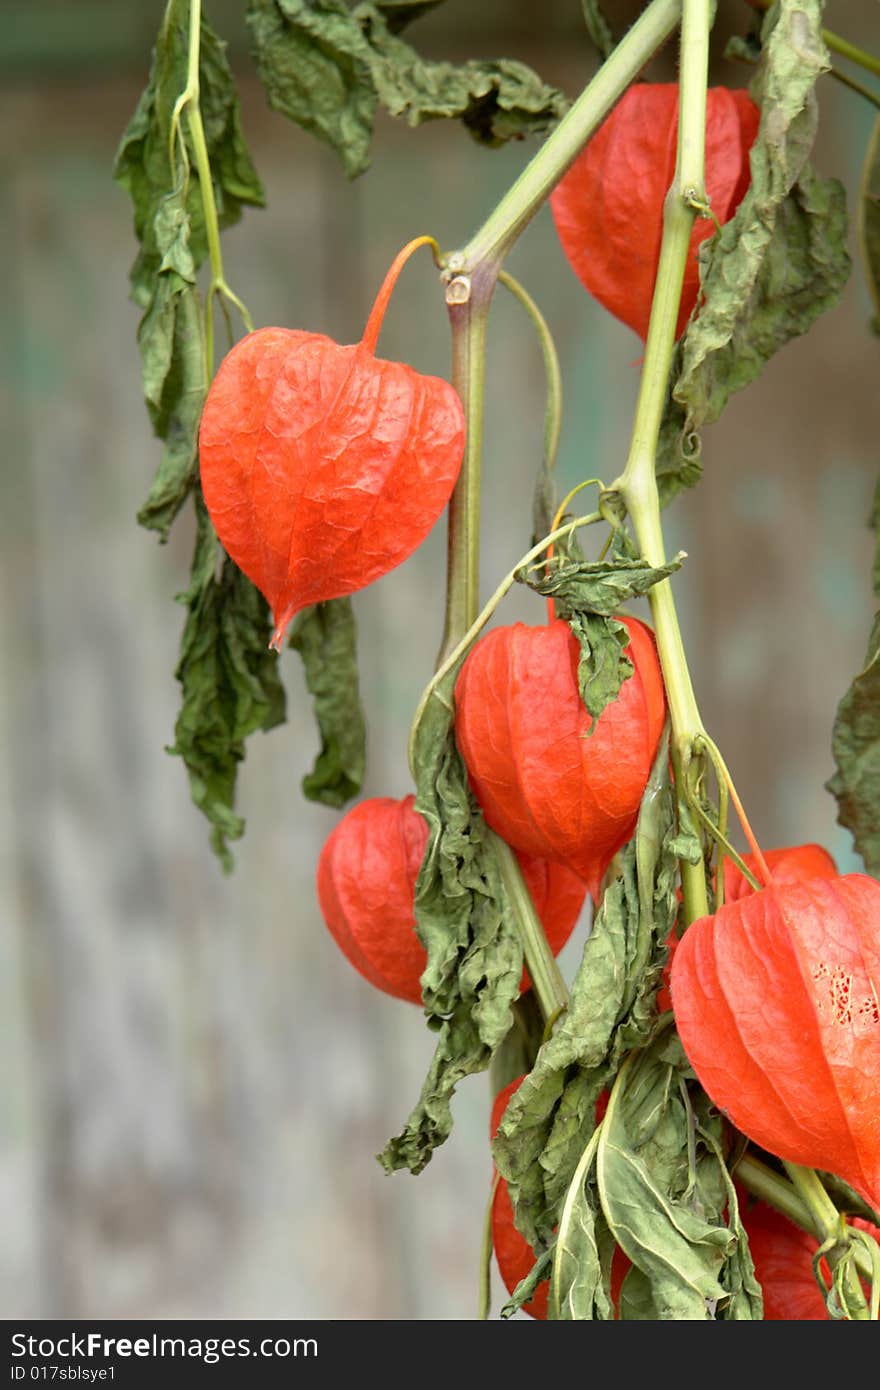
<box><xmin>671</xmin><ymin>874</ymin><xmax>880</xmax><ymax>1213</ymax></box>
<box><xmin>454</xmin><ymin>616</ymin><xmax>667</xmax><ymax>898</ymax></box>
<box><xmin>200</xmin><ymin>290</ymin><xmax>464</xmax><ymax>650</ymax></box>
<box><xmin>316</xmin><ymin>796</ymin><xmax>586</xmax><ymax>1004</ymax></box>
<box><xmin>550</xmin><ymin>84</ymin><xmax>759</xmax><ymax>341</ymax></box>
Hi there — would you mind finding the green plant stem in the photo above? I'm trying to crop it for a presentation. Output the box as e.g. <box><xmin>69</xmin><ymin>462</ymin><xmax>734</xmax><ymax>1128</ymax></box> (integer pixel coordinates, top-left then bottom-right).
<box><xmin>736</xmin><ymin>1155</ymin><xmax>876</xmax><ymax>1284</ymax></box>
<box><xmin>438</xmin><ymin>0</ymin><xmax>685</xmax><ymax>660</ymax></box>
<box><xmin>498</xmin><ymin>271</ymin><xmax>563</xmax><ymax>480</ymax></box>
<box><xmin>459</xmin><ymin>0</ymin><xmax>683</xmax><ymax>271</ymax></box>
<box><xmin>175</xmin><ymin>0</ymin><xmax>253</xmax><ymax>371</ymax></box>
<box><xmin>494</xmin><ymin>836</ymin><xmax>569</xmax><ymax>1023</ymax></box>
<box><xmin>608</xmin><ymin>0</ymin><xmax>713</xmax><ymax>926</ymax></box>
<box><xmin>549</xmin><ymin>1123</ymin><xmax>603</xmax><ymax>1319</ymax></box>
<box><xmin>438</xmin><ymin>266</ymin><xmax>494</xmax><ymax>663</ymax></box>
<box><xmin>439</xmin><ymin>264</ymin><xmax>573</xmax><ymax>1026</ymax></box>
<box><xmin>783</xmin><ymin>1162</ymin><xmax>870</xmax><ymax>1318</ymax></box>
<box><xmin>479</xmin><ymin>1174</ymin><xmax>500</xmax><ymax>1318</ymax></box>
<box><xmin>824</xmin><ymin>28</ymin><xmax>880</xmax><ymax>81</ymax></box>
<box><xmin>736</xmin><ymin>1153</ymin><xmax>815</xmax><ymax>1229</ymax></box>
<box><xmin>827</xmin><ymin>63</ymin><xmax>880</xmax><ymax>113</ymax></box>
<box><xmin>859</xmin><ymin>115</ymin><xmax>880</xmax><ymax>327</ymax></box>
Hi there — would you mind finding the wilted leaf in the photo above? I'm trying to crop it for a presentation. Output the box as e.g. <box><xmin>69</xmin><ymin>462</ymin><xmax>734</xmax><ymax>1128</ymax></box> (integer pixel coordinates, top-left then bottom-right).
<box><xmin>378</xmin><ymin>677</ymin><xmax>523</xmax><ymax>1174</ymax></box>
<box><xmin>494</xmin><ymin>735</ymin><xmax>680</xmax><ymax>1246</ymax></box>
<box><xmin>169</xmin><ymin>496</ymin><xmax>286</xmax><ymax>869</ymax></box>
<box><xmin>518</xmin><ymin>552</ymin><xmax>684</xmax><ymax>618</ymax></box>
<box><xmin>858</xmin><ymin>115</ymin><xmax>880</xmax><ymax>331</ymax></box>
<box><xmin>657</xmin><ymin>0</ymin><xmax>850</xmax><ymax>503</ymax></box>
<box><xmin>598</xmin><ymin>1035</ymin><xmax>762</xmax><ymax>1321</ymax></box>
<box><xmin>500</xmin><ymin>1244</ymin><xmax>555</xmax><ymax>1319</ymax></box>
<box><xmin>518</xmin><ymin>540</ymin><xmax>682</xmax><ymax>726</ymax></box>
<box><xmin>828</xmin><ymin>613</ymin><xmax>880</xmax><ymax>878</ymax></box>
<box><xmin>289</xmin><ymin>598</ymin><xmax>366</xmax><ymax>807</ymax></box>
<box><xmin>375</xmin><ymin>1</ymin><xmax>446</xmax><ymax>34</ymax></box>
<box><xmin>550</xmin><ymin>1129</ymin><xmax>617</xmax><ymax>1320</ymax></box>
<box><xmin>599</xmin><ymin>1043</ymin><xmax>726</xmax><ymax>1320</ymax></box>
<box><xmin>247</xmin><ymin>0</ymin><xmax>567</xmax><ymax>178</ymax></box>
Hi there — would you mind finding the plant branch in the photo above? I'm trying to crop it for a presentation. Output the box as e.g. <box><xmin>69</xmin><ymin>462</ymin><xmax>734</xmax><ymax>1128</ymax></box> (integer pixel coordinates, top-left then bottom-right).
<box><xmin>438</xmin><ymin>264</ymin><xmax>495</xmax><ymax>663</ymax></box>
<box><xmin>174</xmin><ymin>0</ymin><xmax>253</xmax><ymax>370</ymax></box>
<box><xmin>784</xmin><ymin>1162</ymin><xmax>871</xmax><ymax>1319</ymax></box>
<box><xmin>827</xmin><ymin>63</ymin><xmax>880</xmax><ymax>113</ymax></box>
<box><xmin>606</xmin><ymin>0</ymin><xmax>714</xmax><ymax>926</ymax></box>
<box><xmin>479</xmin><ymin>1174</ymin><xmax>500</xmax><ymax>1318</ymax></box>
<box><xmin>494</xmin><ymin>836</ymin><xmax>570</xmax><ymax>1024</ymax></box>
<box><xmin>549</xmin><ymin>1123</ymin><xmax>603</xmax><ymax>1318</ymax></box>
<box><xmin>736</xmin><ymin>1154</ymin><xmax>877</xmax><ymax>1287</ymax></box>
<box><xmin>459</xmin><ymin>0</ymin><xmax>683</xmax><ymax>272</ymax></box>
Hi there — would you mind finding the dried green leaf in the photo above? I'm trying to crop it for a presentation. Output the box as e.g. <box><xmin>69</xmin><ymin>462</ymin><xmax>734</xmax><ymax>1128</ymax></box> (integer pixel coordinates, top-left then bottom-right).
<box><xmin>369</xmin><ymin>43</ymin><xmax>567</xmax><ymax>147</ymax></box>
<box><xmin>550</xmin><ymin>1131</ymin><xmax>617</xmax><ymax>1320</ymax></box>
<box><xmin>568</xmin><ymin>613</ymin><xmax>632</xmax><ymax>726</ymax></box>
<box><xmin>169</xmin><ymin>497</ymin><xmax>286</xmax><ymax>870</ymax></box>
<box><xmin>289</xmin><ymin>599</ymin><xmax>366</xmax><ymax>807</ymax></box>
<box><xmin>598</xmin><ymin>1035</ymin><xmax>762</xmax><ymax>1321</ymax></box>
<box><xmin>518</xmin><ymin>545</ymin><xmax>682</xmax><ymax>725</ymax></box>
<box><xmin>378</xmin><ymin>678</ymin><xmax>522</xmax><ymax>1174</ymax></box>
<box><xmin>828</xmin><ymin>612</ymin><xmax>880</xmax><ymax>878</ymax></box>
<box><xmin>657</xmin><ymin>0</ymin><xmax>850</xmax><ymax>504</ymax></box>
<box><xmin>858</xmin><ymin>115</ymin><xmax>880</xmax><ymax>331</ymax></box>
<box><xmin>115</xmin><ymin>0</ymin><xmax>264</xmax><ymax>538</ymax></box>
<box><xmin>518</xmin><ymin>551</ymin><xmax>684</xmax><ymax>617</ymax></box>
<box><xmin>134</xmin><ymin>268</ymin><xmax>207</xmax><ymax>537</ymax></box>
<box><xmin>247</xmin><ymin>0</ymin><xmax>377</xmax><ymax>178</ymax></box>
<box><xmin>494</xmin><ymin>735</ymin><xmax>678</xmax><ymax>1246</ymax></box>
<box><xmin>247</xmin><ymin>0</ymin><xmax>567</xmax><ymax>178</ymax></box>
<box><xmin>500</xmin><ymin>1244</ymin><xmax>554</xmax><ymax>1319</ymax></box>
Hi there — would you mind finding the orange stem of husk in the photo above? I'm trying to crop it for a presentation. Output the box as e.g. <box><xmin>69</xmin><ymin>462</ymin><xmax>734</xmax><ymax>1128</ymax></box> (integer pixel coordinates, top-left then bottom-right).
<box><xmin>360</xmin><ymin>235</ymin><xmax>441</xmax><ymax>355</ymax></box>
<box><xmin>722</xmin><ymin>769</ymin><xmax>773</xmax><ymax>887</ymax></box>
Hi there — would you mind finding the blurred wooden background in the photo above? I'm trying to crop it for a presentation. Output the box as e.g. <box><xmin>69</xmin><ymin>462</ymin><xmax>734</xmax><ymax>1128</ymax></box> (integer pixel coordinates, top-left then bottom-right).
<box><xmin>1</xmin><ymin>0</ymin><xmax>878</xmax><ymax>1319</ymax></box>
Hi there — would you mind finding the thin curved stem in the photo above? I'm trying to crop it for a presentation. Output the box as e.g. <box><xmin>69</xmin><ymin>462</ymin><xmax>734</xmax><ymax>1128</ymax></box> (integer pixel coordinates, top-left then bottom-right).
<box><xmin>175</xmin><ymin>0</ymin><xmax>254</xmax><ymax>369</ymax></box>
<box><xmin>695</xmin><ymin>733</ymin><xmax>772</xmax><ymax>886</ymax></box>
<box><xmin>551</xmin><ymin>479</ymin><xmax>606</xmax><ymax>536</ymax></box>
<box><xmin>827</xmin><ymin>63</ymin><xmax>880</xmax><ymax>112</ymax></box>
<box><xmin>479</xmin><ymin>1174</ymin><xmax>500</xmax><ymax>1319</ymax></box>
<box><xmin>409</xmin><ymin>510</ymin><xmax>602</xmax><ymax>774</ymax></box>
<box><xmin>360</xmin><ymin>235</ymin><xmax>441</xmax><ymax>354</ymax></box>
<box><xmin>784</xmin><ymin>1162</ymin><xmax>870</xmax><ymax>1319</ymax></box>
<box><xmin>497</xmin><ymin>271</ymin><xmax>563</xmax><ymax>478</ymax></box>
<box><xmin>460</xmin><ymin>0</ymin><xmax>683</xmax><ymax>270</ymax></box>
<box><xmin>494</xmin><ymin>837</ymin><xmax>570</xmax><ymax>1024</ymax></box>
<box><xmin>687</xmin><ymin>794</ymin><xmax>762</xmax><ymax>893</ymax></box>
